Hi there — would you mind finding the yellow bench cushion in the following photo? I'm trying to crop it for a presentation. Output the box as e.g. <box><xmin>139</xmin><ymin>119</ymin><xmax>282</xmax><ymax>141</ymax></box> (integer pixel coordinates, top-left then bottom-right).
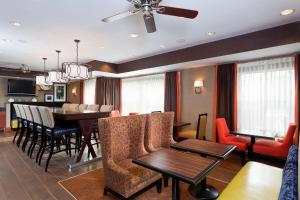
<box><xmin>177</xmin><ymin>130</ymin><xmax>197</xmax><ymax>139</ymax></box>
<box><xmin>218</xmin><ymin>161</ymin><xmax>282</xmax><ymax>200</ymax></box>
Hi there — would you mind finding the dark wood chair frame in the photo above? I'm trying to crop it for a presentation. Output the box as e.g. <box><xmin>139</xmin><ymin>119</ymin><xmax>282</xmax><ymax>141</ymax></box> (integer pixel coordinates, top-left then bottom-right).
<box><xmin>103</xmin><ymin>178</ymin><xmax>162</xmax><ymax>200</ymax></box>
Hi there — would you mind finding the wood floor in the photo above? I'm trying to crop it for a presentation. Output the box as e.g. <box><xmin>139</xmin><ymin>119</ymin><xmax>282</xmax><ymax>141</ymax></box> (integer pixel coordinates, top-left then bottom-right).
<box><xmin>0</xmin><ymin>133</ymin><xmax>284</xmax><ymax>200</ymax></box>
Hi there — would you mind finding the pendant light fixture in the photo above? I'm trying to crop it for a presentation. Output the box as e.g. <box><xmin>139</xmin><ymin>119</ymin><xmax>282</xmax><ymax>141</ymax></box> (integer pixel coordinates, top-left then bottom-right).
<box><xmin>48</xmin><ymin>50</ymin><xmax>68</xmax><ymax>83</ymax></box>
<box><xmin>63</xmin><ymin>39</ymin><xmax>90</xmax><ymax>80</ymax></box>
<box><xmin>36</xmin><ymin>57</ymin><xmax>52</xmax><ymax>86</ymax></box>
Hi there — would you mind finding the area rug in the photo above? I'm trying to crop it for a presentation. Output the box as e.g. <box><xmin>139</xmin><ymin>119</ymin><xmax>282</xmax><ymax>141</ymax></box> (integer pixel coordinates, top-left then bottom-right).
<box><xmin>59</xmin><ymin>167</ymin><xmax>231</xmax><ymax>200</ymax></box>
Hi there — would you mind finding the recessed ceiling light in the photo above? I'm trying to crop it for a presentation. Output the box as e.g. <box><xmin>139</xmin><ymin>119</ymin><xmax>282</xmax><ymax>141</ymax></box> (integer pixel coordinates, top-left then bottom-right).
<box><xmin>99</xmin><ymin>46</ymin><xmax>105</xmax><ymax>49</ymax></box>
<box><xmin>160</xmin><ymin>44</ymin><xmax>166</xmax><ymax>48</ymax></box>
<box><xmin>18</xmin><ymin>40</ymin><xmax>27</xmax><ymax>43</ymax></box>
<box><xmin>130</xmin><ymin>33</ymin><xmax>139</xmax><ymax>38</ymax></box>
<box><xmin>2</xmin><ymin>38</ymin><xmax>12</xmax><ymax>42</ymax></box>
<box><xmin>9</xmin><ymin>21</ymin><xmax>21</xmax><ymax>27</ymax></box>
<box><xmin>280</xmin><ymin>9</ymin><xmax>295</xmax><ymax>16</ymax></box>
<box><xmin>207</xmin><ymin>32</ymin><xmax>216</xmax><ymax>36</ymax></box>
<box><xmin>176</xmin><ymin>38</ymin><xmax>186</xmax><ymax>43</ymax></box>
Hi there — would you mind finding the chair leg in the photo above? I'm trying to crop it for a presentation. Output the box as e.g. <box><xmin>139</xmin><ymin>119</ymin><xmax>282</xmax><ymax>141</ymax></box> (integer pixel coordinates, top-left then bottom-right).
<box><xmin>39</xmin><ymin>136</ymin><xmax>48</xmax><ymax>165</ymax></box>
<box><xmin>45</xmin><ymin>137</ymin><xmax>55</xmax><ymax>172</ymax></box>
<box><xmin>156</xmin><ymin>179</ymin><xmax>162</xmax><ymax>193</ymax></box>
<box><xmin>22</xmin><ymin>127</ymin><xmax>31</xmax><ymax>152</ymax></box>
<box><xmin>36</xmin><ymin>132</ymin><xmax>45</xmax><ymax>163</ymax></box>
<box><xmin>13</xmin><ymin>126</ymin><xmax>20</xmax><ymax>143</ymax></box>
<box><xmin>17</xmin><ymin>126</ymin><xmax>25</xmax><ymax>147</ymax></box>
<box><xmin>163</xmin><ymin>175</ymin><xmax>169</xmax><ymax>187</ymax></box>
<box><xmin>240</xmin><ymin>151</ymin><xmax>246</xmax><ymax>165</ymax></box>
<box><xmin>103</xmin><ymin>186</ymin><xmax>108</xmax><ymax>196</ymax></box>
<box><xmin>93</xmin><ymin>129</ymin><xmax>99</xmax><ymax>148</ymax></box>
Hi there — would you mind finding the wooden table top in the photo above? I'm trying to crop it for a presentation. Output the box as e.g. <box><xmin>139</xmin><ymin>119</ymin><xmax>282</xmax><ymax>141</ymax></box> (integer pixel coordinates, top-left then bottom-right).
<box><xmin>173</xmin><ymin>122</ymin><xmax>191</xmax><ymax>128</ymax></box>
<box><xmin>171</xmin><ymin>139</ymin><xmax>236</xmax><ymax>159</ymax></box>
<box><xmin>231</xmin><ymin>129</ymin><xmax>275</xmax><ymax>140</ymax></box>
<box><xmin>52</xmin><ymin>108</ymin><xmax>110</xmax><ymax>120</ymax></box>
<box><xmin>133</xmin><ymin>148</ymin><xmax>219</xmax><ymax>185</ymax></box>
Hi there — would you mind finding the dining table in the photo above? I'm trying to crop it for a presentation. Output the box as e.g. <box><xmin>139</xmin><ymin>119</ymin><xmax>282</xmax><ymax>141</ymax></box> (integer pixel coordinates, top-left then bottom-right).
<box><xmin>171</xmin><ymin>139</ymin><xmax>236</xmax><ymax>199</ymax></box>
<box><xmin>133</xmin><ymin>148</ymin><xmax>220</xmax><ymax>200</ymax></box>
<box><xmin>231</xmin><ymin>129</ymin><xmax>276</xmax><ymax>156</ymax></box>
<box><xmin>52</xmin><ymin>108</ymin><xmax>110</xmax><ymax>168</ymax></box>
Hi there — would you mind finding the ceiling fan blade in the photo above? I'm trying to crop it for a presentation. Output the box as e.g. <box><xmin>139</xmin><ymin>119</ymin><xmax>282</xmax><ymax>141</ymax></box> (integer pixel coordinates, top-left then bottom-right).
<box><xmin>157</xmin><ymin>6</ymin><xmax>198</xmax><ymax>19</ymax></box>
<box><xmin>102</xmin><ymin>9</ymin><xmax>139</xmax><ymax>23</ymax></box>
<box><xmin>143</xmin><ymin>13</ymin><xmax>156</xmax><ymax>33</ymax></box>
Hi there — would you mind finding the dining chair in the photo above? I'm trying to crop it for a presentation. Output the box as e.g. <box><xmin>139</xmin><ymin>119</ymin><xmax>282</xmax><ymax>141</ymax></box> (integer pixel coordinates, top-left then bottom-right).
<box><xmin>37</xmin><ymin>106</ymin><xmax>81</xmax><ymax>172</ymax></box>
<box><xmin>68</xmin><ymin>104</ymin><xmax>80</xmax><ymax>112</ymax></box>
<box><xmin>62</xmin><ymin>103</ymin><xmax>71</xmax><ymax>110</ymax></box>
<box><xmin>16</xmin><ymin>104</ymin><xmax>27</xmax><ymax>147</ymax></box>
<box><xmin>145</xmin><ymin>112</ymin><xmax>175</xmax><ymax>187</ymax></box>
<box><xmin>87</xmin><ymin>104</ymin><xmax>100</xmax><ymax>111</ymax></box>
<box><xmin>253</xmin><ymin>124</ymin><xmax>297</xmax><ymax>159</ymax></box>
<box><xmin>12</xmin><ymin>104</ymin><xmax>22</xmax><ymax>143</ymax></box>
<box><xmin>216</xmin><ymin>118</ymin><xmax>250</xmax><ymax>164</ymax></box>
<box><xmin>28</xmin><ymin>105</ymin><xmax>44</xmax><ymax>159</ymax></box>
<box><xmin>177</xmin><ymin>113</ymin><xmax>208</xmax><ymax>140</ymax></box>
<box><xmin>99</xmin><ymin>105</ymin><xmax>113</xmax><ymax>112</ymax></box>
<box><xmin>22</xmin><ymin>105</ymin><xmax>35</xmax><ymax>153</ymax></box>
<box><xmin>99</xmin><ymin>115</ymin><xmax>162</xmax><ymax>199</ymax></box>
<box><xmin>78</xmin><ymin>104</ymin><xmax>87</xmax><ymax>112</ymax></box>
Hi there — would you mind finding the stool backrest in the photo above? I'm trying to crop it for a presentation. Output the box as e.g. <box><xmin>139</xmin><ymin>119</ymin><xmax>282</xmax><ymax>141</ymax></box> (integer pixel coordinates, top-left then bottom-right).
<box><xmin>23</xmin><ymin>105</ymin><xmax>33</xmax><ymax>122</ymax></box>
<box><xmin>29</xmin><ymin>106</ymin><xmax>42</xmax><ymax>125</ymax></box>
<box><xmin>87</xmin><ymin>104</ymin><xmax>100</xmax><ymax>112</ymax></box>
<box><xmin>18</xmin><ymin>104</ymin><xmax>27</xmax><ymax>120</ymax></box>
<box><xmin>13</xmin><ymin>104</ymin><xmax>21</xmax><ymax>118</ymax></box>
<box><xmin>38</xmin><ymin>106</ymin><xmax>55</xmax><ymax>128</ymax></box>
<box><xmin>79</xmin><ymin>104</ymin><xmax>87</xmax><ymax>112</ymax></box>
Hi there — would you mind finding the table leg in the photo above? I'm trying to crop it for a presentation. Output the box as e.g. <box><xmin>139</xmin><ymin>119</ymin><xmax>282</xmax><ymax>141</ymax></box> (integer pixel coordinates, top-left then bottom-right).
<box><xmin>248</xmin><ymin>136</ymin><xmax>255</xmax><ymax>159</ymax></box>
<box><xmin>188</xmin><ymin>178</ymin><xmax>219</xmax><ymax>200</ymax></box>
<box><xmin>76</xmin><ymin>119</ymin><xmax>97</xmax><ymax>162</ymax></box>
<box><xmin>172</xmin><ymin>178</ymin><xmax>180</xmax><ymax>200</ymax></box>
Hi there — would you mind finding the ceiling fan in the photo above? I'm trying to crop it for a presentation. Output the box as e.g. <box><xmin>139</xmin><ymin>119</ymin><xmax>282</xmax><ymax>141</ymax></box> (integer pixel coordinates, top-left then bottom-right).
<box><xmin>102</xmin><ymin>0</ymin><xmax>198</xmax><ymax>33</ymax></box>
<box><xmin>1</xmin><ymin>64</ymin><xmax>31</xmax><ymax>74</ymax></box>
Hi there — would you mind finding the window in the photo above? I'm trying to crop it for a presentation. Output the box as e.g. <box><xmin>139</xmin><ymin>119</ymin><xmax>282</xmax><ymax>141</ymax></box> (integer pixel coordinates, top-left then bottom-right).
<box><xmin>83</xmin><ymin>78</ymin><xmax>96</xmax><ymax>104</ymax></box>
<box><xmin>122</xmin><ymin>74</ymin><xmax>165</xmax><ymax>115</ymax></box>
<box><xmin>237</xmin><ymin>56</ymin><xmax>295</xmax><ymax>137</ymax></box>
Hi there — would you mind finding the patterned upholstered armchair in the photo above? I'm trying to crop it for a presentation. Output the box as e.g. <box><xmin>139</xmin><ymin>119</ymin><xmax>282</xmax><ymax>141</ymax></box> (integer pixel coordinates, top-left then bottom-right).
<box><xmin>99</xmin><ymin>115</ymin><xmax>162</xmax><ymax>199</ymax></box>
<box><xmin>144</xmin><ymin>112</ymin><xmax>175</xmax><ymax>187</ymax></box>
<box><xmin>145</xmin><ymin>112</ymin><xmax>175</xmax><ymax>152</ymax></box>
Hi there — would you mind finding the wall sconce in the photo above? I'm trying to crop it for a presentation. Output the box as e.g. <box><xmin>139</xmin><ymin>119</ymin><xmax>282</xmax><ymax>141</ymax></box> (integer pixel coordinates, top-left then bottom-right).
<box><xmin>72</xmin><ymin>87</ymin><xmax>77</xmax><ymax>95</ymax></box>
<box><xmin>194</xmin><ymin>80</ymin><xmax>204</xmax><ymax>94</ymax></box>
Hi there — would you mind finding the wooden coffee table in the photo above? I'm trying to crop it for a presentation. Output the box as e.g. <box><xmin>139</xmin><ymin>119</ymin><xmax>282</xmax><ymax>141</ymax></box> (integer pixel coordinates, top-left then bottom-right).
<box><xmin>133</xmin><ymin>148</ymin><xmax>219</xmax><ymax>200</ymax></box>
<box><xmin>171</xmin><ymin>139</ymin><xmax>236</xmax><ymax>199</ymax></box>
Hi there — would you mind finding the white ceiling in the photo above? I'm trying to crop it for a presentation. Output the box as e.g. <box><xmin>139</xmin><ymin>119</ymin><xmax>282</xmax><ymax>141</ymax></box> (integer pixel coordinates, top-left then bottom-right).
<box><xmin>0</xmin><ymin>0</ymin><xmax>299</xmax><ymax>71</ymax></box>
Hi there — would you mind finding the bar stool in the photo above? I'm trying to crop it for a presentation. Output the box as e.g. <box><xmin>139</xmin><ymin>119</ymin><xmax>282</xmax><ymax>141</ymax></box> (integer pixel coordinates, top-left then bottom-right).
<box><xmin>12</xmin><ymin>104</ymin><xmax>22</xmax><ymax>143</ymax></box>
<box><xmin>37</xmin><ymin>106</ymin><xmax>81</xmax><ymax>172</ymax></box>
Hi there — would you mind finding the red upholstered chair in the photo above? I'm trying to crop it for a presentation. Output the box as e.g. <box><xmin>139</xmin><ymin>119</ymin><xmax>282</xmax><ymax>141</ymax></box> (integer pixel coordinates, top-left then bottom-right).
<box><xmin>253</xmin><ymin>124</ymin><xmax>297</xmax><ymax>158</ymax></box>
<box><xmin>216</xmin><ymin>118</ymin><xmax>251</xmax><ymax>164</ymax></box>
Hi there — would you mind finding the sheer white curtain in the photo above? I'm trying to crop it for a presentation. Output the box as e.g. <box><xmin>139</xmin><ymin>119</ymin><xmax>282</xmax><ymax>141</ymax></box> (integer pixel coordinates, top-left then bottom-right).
<box><xmin>83</xmin><ymin>78</ymin><xmax>96</xmax><ymax>104</ymax></box>
<box><xmin>238</xmin><ymin>56</ymin><xmax>295</xmax><ymax>137</ymax></box>
<box><xmin>122</xmin><ymin>74</ymin><xmax>165</xmax><ymax>115</ymax></box>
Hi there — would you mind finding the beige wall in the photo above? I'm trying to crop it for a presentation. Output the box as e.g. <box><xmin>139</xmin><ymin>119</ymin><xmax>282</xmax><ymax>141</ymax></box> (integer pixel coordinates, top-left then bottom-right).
<box><xmin>180</xmin><ymin>66</ymin><xmax>215</xmax><ymax>140</ymax></box>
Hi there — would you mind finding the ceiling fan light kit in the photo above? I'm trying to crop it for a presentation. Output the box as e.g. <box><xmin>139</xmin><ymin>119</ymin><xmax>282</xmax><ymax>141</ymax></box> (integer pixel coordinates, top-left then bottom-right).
<box><xmin>102</xmin><ymin>0</ymin><xmax>198</xmax><ymax>33</ymax></box>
